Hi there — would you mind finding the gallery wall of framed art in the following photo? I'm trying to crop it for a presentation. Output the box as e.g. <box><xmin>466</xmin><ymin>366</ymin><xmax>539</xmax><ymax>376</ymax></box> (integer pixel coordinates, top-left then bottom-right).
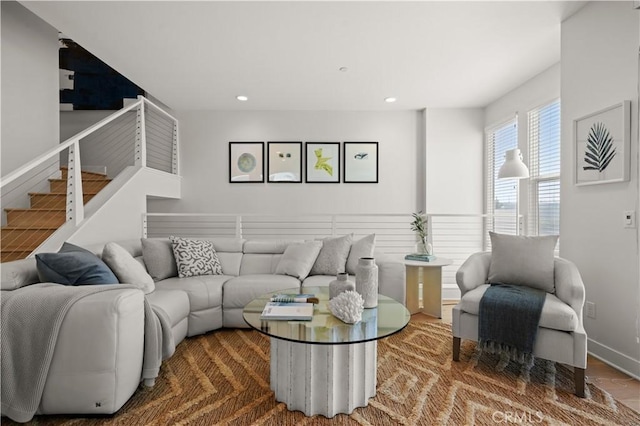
<box><xmin>229</xmin><ymin>141</ymin><xmax>379</xmax><ymax>184</ymax></box>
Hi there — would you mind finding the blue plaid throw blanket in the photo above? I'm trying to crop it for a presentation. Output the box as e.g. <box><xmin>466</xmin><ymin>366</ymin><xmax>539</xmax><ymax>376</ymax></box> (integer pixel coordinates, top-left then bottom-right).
<box><xmin>479</xmin><ymin>283</ymin><xmax>546</xmax><ymax>371</ymax></box>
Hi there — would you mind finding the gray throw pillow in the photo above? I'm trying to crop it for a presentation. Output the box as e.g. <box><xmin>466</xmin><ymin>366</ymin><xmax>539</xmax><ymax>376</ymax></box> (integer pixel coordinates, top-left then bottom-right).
<box><xmin>488</xmin><ymin>232</ymin><xmax>558</xmax><ymax>293</ymax></box>
<box><xmin>102</xmin><ymin>242</ymin><xmax>155</xmax><ymax>294</ymax></box>
<box><xmin>275</xmin><ymin>241</ymin><xmax>322</xmax><ymax>280</ymax></box>
<box><xmin>346</xmin><ymin>234</ymin><xmax>376</xmax><ymax>275</ymax></box>
<box><xmin>141</xmin><ymin>238</ymin><xmax>178</xmax><ymax>281</ymax></box>
<box><xmin>310</xmin><ymin>234</ymin><xmax>353</xmax><ymax>276</ymax></box>
<box><xmin>170</xmin><ymin>236</ymin><xmax>223</xmax><ymax>278</ymax></box>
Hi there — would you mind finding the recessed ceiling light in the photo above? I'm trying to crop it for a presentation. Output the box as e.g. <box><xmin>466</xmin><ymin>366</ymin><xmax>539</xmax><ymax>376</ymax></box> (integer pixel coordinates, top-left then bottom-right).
<box><xmin>384</xmin><ymin>97</ymin><xmax>397</xmax><ymax>103</ymax></box>
<box><xmin>339</xmin><ymin>67</ymin><xmax>348</xmax><ymax>72</ymax></box>
<box><xmin>236</xmin><ymin>95</ymin><xmax>248</xmax><ymax>101</ymax></box>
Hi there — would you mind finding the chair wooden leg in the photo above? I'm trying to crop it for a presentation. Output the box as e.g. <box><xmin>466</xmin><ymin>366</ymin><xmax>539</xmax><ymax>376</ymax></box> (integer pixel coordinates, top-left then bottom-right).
<box><xmin>574</xmin><ymin>367</ymin><xmax>585</xmax><ymax>398</ymax></box>
<box><xmin>453</xmin><ymin>337</ymin><xmax>461</xmax><ymax>361</ymax></box>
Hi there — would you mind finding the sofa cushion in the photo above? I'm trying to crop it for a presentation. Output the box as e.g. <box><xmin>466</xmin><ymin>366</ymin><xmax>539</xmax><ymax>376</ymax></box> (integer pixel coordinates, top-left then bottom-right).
<box><xmin>35</xmin><ymin>242</ymin><xmax>118</xmax><ymax>285</ymax></box>
<box><xmin>141</xmin><ymin>238</ymin><xmax>177</xmax><ymax>281</ymax></box>
<box><xmin>102</xmin><ymin>242</ymin><xmax>155</xmax><ymax>294</ymax></box>
<box><xmin>146</xmin><ymin>289</ymin><xmax>190</xmax><ymax>328</ymax></box>
<box><xmin>488</xmin><ymin>232</ymin><xmax>558</xmax><ymax>293</ymax></box>
<box><xmin>170</xmin><ymin>236</ymin><xmax>223</xmax><ymax>278</ymax></box>
<box><xmin>155</xmin><ymin>275</ymin><xmax>230</xmax><ymax>312</ymax></box>
<box><xmin>346</xmin><ymin>234</ymin><xmax>376</xmax><ymax>275</ymax></box>
<box><xmin>310</xmin><ymin>234</ymin><xmax>352</xmax><ymax>276</ymax></box>
<box><xmin>223</xmin><ymin>274</ymin><xmax>301</xmax><ymax>309</ymax></box>
<box><xmin>459</xmin><ymin>284</ymin><xmax>578</xmax><ymax>332</ymax></box>
<box><xmin>302</xmin><ymin>274</ymin><xmax>335</xmax><ymax>287</ymax></box>
<box><xmin>1</xmin><ymin>258</ymin><xmax>39</xmax><ymax>290</ymax></box>
<box><xmin>275</xmin><ymin>241</ymin><xmax>322</xmax><ymax>280</ymax></box>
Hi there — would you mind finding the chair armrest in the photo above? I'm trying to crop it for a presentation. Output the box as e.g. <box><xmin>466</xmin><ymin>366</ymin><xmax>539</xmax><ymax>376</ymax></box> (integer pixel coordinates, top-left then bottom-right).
<box><xmin>375</xmin><ymin>253</ymin><xmax>406</xmax><ymax>305</ymax></box>
<box><xmin>554</xmin><ymin>257</ymin><xmax>586</xmax><ymax>323</ymax></box>
<box><xmin>456</xmin><ymin>252</ymin><xmax>491</xmax><ymax>297</ymax></box>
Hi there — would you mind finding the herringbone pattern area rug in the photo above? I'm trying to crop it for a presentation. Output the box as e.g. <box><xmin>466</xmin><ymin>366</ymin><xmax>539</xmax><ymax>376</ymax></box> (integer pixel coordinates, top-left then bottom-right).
<box><xmin>11</xmin><ymin>322</ymin><xmax>640</xmax><ymax>425</ymax></box>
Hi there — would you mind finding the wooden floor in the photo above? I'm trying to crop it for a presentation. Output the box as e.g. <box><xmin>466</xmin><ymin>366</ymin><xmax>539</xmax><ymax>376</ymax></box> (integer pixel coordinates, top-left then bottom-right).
<box><xmin>412</xmin><ymin>301</ymin><xmax>640</xmax><ymax>413</ymax></box>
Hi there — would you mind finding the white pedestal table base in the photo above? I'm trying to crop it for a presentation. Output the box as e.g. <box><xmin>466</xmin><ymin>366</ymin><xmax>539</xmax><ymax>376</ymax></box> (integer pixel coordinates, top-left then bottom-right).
<box><xmin>270</xmin><ymin>338</ymin><xmax>377</xmax><ymax>418</ymax></box>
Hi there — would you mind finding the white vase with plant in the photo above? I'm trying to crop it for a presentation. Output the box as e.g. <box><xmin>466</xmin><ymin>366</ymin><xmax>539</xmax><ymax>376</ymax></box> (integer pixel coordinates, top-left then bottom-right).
<box><xmin>410</xmin><ymin>211</ymin><xmax>432</xmax><ymax>255</ymax></box>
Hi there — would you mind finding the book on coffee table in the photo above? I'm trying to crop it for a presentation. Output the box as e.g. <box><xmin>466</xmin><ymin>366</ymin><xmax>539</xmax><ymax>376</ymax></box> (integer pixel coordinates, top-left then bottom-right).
<box><xmin>270</xmin><ymin>293</ymin><xmax>319</xmax><ymax>304</ymax></box>
<box><xmin>260</xmin><ymin>302</ymin><xmax>314</xmax><ymax>321</ymax></box>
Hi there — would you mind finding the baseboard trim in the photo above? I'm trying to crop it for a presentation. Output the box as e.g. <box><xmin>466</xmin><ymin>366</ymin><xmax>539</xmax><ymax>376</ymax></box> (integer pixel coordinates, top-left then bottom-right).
<box><xmin>587</xmin><ymin>338</ymin><xmax>640</xmax><ymax>380</ymax></box>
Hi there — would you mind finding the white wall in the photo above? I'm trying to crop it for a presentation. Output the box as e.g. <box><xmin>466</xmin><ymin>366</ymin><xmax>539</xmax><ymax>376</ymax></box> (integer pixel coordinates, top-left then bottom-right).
<box><xmin>561</xmin><ymin>2</ymin><xmax>639</xmax><ymax>377</ymax></box>
<box><xmin>426</xmin><ymin>108</ymin><xmax>484</xmax><ymax>214</ymax></box>
<box><xmin>1</xmin><ymin>1</ymin><xmax>59</xmax><ymax>175</ymax></box>
<box><xmin>148</xmin><ymin>110</ymin><xmax>423</xmax><ymax>215</ymax></box>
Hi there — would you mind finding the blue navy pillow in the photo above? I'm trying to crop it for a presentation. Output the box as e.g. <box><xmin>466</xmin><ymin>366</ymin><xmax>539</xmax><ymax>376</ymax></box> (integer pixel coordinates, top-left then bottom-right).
<box><xmin>36</xmin><ymin>242</ymin><xmax>119</xmax><ymax>285</ymax></box>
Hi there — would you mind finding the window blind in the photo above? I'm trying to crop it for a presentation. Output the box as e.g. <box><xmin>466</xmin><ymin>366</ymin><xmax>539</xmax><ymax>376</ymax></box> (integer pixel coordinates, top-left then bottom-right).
<box><xmin>528</xmin><ymin>100</ymin><xmax>561</xmax><ymax>242</ymax></box>
<box><xmin>485</xmin><ymin>118</ymin><xmax>518</xmax><ymax>248</ymax></box>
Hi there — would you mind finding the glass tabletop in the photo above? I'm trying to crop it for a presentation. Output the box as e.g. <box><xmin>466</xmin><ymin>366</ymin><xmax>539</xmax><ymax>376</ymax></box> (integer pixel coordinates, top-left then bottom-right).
<box><xmin>242</xmin><ymin>286</ymin><xmax>411</xmax><ymax>345</ymax></box>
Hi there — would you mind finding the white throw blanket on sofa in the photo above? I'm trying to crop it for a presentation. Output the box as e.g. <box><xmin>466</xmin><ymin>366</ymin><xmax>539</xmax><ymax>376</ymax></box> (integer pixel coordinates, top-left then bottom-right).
<box><xmin>1</xmin><ymin>283</ymin><xmax>163</xmax><ymax>423</ymax></box>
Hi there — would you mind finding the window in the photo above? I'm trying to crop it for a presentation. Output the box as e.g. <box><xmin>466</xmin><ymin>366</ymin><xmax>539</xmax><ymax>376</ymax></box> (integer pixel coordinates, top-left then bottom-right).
<box><xmin>485</xmin><ymin>118</ymin><xmax>518</xmax><ymax>245</ymax></box>
<box><xmin>528</xmin><ymin>100</ymin><xmax>561</xmax><ymax>238</ymax></box>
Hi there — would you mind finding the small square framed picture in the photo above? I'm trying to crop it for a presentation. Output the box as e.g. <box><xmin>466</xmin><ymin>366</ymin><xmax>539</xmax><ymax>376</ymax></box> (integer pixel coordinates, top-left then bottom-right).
<box><xmin>229</xmin><ymin>142</ymin><xmax>264</xmax><ymax>183</ymax></box>
<box><xmin>267</xmin><ymin>142</ymin><xmax>302</xmax><ymax>183</ymax></box>
<box><xmin>305</xmin><ymin>142</ymin><xmax>340</xmax><ymax>183</ymax></box>
<box><xmin>343</xmin><ymin>142</ymin><xmax>378</xmax><ymax>183</ymax></box>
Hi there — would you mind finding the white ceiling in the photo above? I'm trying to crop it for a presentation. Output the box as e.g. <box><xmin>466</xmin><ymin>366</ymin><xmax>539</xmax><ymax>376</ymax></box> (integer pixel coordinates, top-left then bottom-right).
<box><xmin>22</xmin><ymin>1</ymin><xmax>586</xmax><ymax>111</ymax></box>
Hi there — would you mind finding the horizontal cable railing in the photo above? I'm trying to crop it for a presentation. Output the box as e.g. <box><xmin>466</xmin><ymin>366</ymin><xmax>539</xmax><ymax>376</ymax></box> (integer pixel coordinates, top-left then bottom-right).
<box><xmin>1</xmin><ymin>96</ymin><xmax>179</xmax><ymax>261</ymax></box>
<box><xmin>143</xmin><ymin>213</ymin><xmax>524</xmax><ymax>289</ymax></box>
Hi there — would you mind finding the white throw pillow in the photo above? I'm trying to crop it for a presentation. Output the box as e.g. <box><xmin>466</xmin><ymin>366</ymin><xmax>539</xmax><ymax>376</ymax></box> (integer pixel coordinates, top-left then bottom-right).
<box><xmin>102</xmin><ymin>242</ymin><xmax>155</xmax><ymax>294</ymax></box>
<box><xmin>487</xmin><ymin>232</ymin><xmax>558</xmax><ymax>293</ymax></box>
<box><xmin>275</xmin><ymin>241</ymin><xmax>322</xmax><ymax>280</ymax></box>
<box><xmin>346</xmin><ymin>234</ymin><xmax>376</xmax><ymax>275</ymax></box>
<box><xmin>310</xmin><ymin>234</ymin><xmax>353</xmax><ymax>276</ymax></box>
<box><xmin>170</xmin><ymin>236</ymin><xmax>223</xmax><ymax>278</ymax></box>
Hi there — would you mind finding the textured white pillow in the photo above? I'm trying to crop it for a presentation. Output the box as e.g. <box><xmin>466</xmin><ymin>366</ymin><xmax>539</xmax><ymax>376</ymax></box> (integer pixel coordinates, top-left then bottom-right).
<box><xmin>310</xmin><ymin>234</ymin><xmax>353</xmax><ymax>276</ymax></box>
<box><xmin>102</xmin><ymin>242</ymin><xmax>155</xmax><ymax>294</ymax></box>
<box><xmin>488</xmin><ymin>232</ymin><xmax>558</xmax><ymax>293</ymax></box>
<box><xmin>346</xmin><ymin>234</ymin><xmax>376</xmax><ymax>275</ymax></box>
<box><xmin>275</xmin><ymin>241</ymin><xmax>322</xmax><ymax>280</ymax></box>
<box><xmin>170</xmin><ymin>236</ymin><xmax>223</xmax><ymax>278</ymax></box>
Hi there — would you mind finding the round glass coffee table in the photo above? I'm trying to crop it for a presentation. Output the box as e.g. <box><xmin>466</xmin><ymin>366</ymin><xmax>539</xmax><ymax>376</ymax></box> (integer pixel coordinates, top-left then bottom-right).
<box><xmin>243</xmin><ymin>286</ymin><xmax>410</xmax><ymax>418</ymax></box>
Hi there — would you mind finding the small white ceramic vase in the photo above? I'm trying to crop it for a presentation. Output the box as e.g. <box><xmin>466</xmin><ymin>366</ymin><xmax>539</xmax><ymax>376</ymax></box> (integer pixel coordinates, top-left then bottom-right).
<box><xmin>329</xmin><ymin>272</ymin><xmax>355</xmax><ymax>300</ymax></box>
<box><xmin>355</xmin><ymin>257</ymin><xmax>378</xmax><ymax>308</ymax></box>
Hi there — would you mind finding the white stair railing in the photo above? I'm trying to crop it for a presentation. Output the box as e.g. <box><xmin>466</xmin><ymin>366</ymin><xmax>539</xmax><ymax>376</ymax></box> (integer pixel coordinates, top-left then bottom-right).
<box><xmin>0</xmin><ymin>96</ymin><xmax>178</xmax><ymax>261</ymax></box>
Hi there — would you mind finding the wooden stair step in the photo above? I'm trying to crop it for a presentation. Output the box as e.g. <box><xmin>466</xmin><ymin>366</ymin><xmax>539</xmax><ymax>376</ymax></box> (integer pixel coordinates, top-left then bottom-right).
<box><xmin>49</xmin><ymin>178</ymin><xmax>111</xmax><ymax>193</ymax></box>
<box><xmin>5</xmin><ymin>209</ymin><xmax>66</xmax><ymax>227</ymax></box>
<box><xmin>1</xmin><ymin>250</ymin><xmax>33</xmax><ymax>262</ymax></box>
<box><xmin>28</xmin><ymin>192</ymin><xmax>97</xmax><ymax>209</ymax></box>
<box><xmin>60</xmin><ymin>166</ymin><xmax>108</xmax><ymax>180</ymax></box>
<box><xmin>1</xmin><ymin>228</ymin><xmax>54</xmax><ymax>250</ymax></box>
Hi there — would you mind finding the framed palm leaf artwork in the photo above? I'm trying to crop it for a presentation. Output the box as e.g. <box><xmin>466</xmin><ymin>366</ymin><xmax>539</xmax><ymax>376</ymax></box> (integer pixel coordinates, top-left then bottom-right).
<box><xmin>574</xmin><ymin>101</ymin><xmax>630</xmax><ymax>186</ymax></box>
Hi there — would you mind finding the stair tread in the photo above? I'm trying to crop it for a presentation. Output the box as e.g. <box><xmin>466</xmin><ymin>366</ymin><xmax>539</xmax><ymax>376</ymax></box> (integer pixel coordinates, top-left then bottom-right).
<box><xmin>5</xmin><ymin>208</ymin><xmax>66</xmax><ymax>212</ymax></box>
<box><xmin>60</xmin><ymin>166</ymin><xmax>108</xmax><ymax>178</ymax></box>
<box><xmin>2</xmin><ymin>225</ymin><xmax>59</xmax><ymax>230</ymax></box>
<box><xmin>29</xmin><ymin>191</ymin><xmax>100</xmax><ymax>196</ymax></box>
<box><xmin>49</xmin><ymin>177</ymin><xmax>111</xmax><ymax>182</ymax></box>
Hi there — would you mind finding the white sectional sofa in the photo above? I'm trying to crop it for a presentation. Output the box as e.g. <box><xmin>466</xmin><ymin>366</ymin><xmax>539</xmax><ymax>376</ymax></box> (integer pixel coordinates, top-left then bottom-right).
<box><xmin>0</xmin><ymin>235</ymin><xmax>405</xmax><ymax>420</ymax></box>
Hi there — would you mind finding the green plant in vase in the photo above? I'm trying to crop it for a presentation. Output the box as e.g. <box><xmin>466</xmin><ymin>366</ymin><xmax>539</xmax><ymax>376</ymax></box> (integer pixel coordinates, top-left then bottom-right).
<box><xmin>410</xmin><ymin>211</ymin><xmax>431</xmax><ymax>254</ymax></box>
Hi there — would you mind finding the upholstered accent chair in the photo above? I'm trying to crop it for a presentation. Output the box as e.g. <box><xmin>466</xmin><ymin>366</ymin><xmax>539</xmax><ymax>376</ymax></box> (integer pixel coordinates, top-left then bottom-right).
<box><xmin>452</xmin><ymin>252</ymin><xmax>588</xmax><ymax>397</ymax></box>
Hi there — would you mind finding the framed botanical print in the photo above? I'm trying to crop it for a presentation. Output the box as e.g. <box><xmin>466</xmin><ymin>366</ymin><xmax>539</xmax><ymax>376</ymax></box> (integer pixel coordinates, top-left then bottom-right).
<box><xmin>305</xmin><ymin>142</ymin><xmax>340</xmax><ymax>183</ymax></box>
<box><xmin>574</xmin><ymin>101</ymin><xmax>630</xmax><ymax>186</ymax></box>
<box><xmin>229</xmin><ymin>142</ymin><xmax>264</xmax><ymax>183</ymax></box>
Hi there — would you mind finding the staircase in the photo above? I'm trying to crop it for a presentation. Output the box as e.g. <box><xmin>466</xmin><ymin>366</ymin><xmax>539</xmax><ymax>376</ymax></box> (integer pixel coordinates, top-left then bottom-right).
<box><xmin>1</xmin><ymin>167</ymin><xmax>111</xmax><ymax>262</ymax></box>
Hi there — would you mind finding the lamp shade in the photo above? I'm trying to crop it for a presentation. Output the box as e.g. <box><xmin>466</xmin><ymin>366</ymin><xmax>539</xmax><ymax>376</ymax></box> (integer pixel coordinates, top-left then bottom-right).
<box><xmin>498</xmin><ymin>148</ymin><xmax>529</xmax><ymax>179</ymax></box>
